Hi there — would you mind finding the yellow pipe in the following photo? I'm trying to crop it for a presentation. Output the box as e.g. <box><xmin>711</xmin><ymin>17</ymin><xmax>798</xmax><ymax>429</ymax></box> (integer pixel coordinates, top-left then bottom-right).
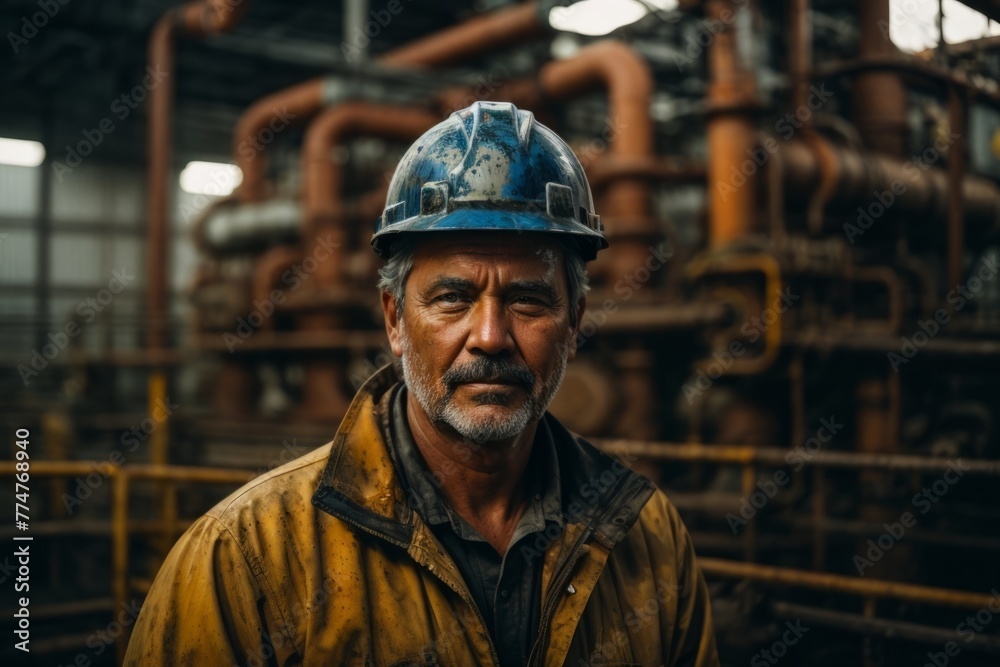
<box><xmin>148</xmin><ymin>371</ymin><xmax>169</xmax><ymax>466</ymax></box>
<box><xmin>686</xmin><ymin>253</ymin><xmax>784</xmax><ymax>375</ymax></box>
<box><xmin>112</xmin><ymin>471</ymin><xmax>129</xmax><ymax>666</ymax></box>
<box><xmin>699</xmin><ymin>558</ymin><xmax>998</xmax><ymax>609</ymax></box>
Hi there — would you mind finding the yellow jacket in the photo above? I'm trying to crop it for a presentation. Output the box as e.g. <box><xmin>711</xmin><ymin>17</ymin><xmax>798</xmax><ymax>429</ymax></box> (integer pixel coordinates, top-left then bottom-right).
<box><xmin>125</xmin><ymin>366</ymin><xmax>719</xmax><ymax>666</ymax></box>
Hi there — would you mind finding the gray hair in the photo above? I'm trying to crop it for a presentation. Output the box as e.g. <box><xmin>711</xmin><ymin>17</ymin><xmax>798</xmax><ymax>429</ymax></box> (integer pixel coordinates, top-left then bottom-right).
<box><xmin>377</xmin><ymin>235</ymin><xmax>590</xmax><ymax>323</ymax></box>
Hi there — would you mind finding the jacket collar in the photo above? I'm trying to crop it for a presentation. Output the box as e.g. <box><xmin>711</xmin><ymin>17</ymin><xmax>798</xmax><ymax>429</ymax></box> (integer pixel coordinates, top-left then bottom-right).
<box><xmin>311</xmin><ymin>364</ymin><xmax>654</xmax><ymax>552</ymax></box>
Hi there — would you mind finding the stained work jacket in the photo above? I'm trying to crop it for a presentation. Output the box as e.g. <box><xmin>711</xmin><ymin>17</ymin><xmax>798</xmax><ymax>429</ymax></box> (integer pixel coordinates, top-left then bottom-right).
<box><xmin>124</xmin><ymin>365</ymin><xmax>719</xmax><ymax>666</ymax></box>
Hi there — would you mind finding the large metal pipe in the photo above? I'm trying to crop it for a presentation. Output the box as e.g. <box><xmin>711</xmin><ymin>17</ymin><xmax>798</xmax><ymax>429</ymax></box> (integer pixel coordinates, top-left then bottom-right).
<box><xmin>771</xmin><ymin>601</ymin><xmax>1000</xmax><ymax>654</ymax></box>
<box><xmin>300</xmin><ymin>102</ymin><xmax>441</xmax><ymax>288</ymax></box>
<box><xmin>234</xmin><ymin>1</ymin><xmax>549</xmax><ymax>203</ymax></box>
<box><xmin>706</xmin><ymin>0</ymin><xmax>759</xmax><ymax>247</ymax></box>
<box><xmin>776</xmin><ymin>137</ymin><xmax>1000</xmax><ymax>238</ymax></box>
<box><xmin>852</xmin><ymin>0</ymin><xmax>909</xmax><ymax>155</ymax></box>
<box><xmin>538</xmin><ymin>41</ymin><xmax>654</xmax><ymax>230</ymax></box>
<box><xmin>699</xmin><ymin>557</ymin><xmax>999</xmax><ymax>609</ymax></box>
<box><xmin>344</xmin><ymin>0</ymin><xmax>370</xmax><ymax>63</ymax></box>
<box><xmin>378</xmin><ymin>1</ymin><xmax>548</xmax><ymax>68</ymax></box>
<box><xmin>147</xmin><ymin>0</ymin><xmax>250</xmax><ymax>351</ymax></box>
<box><xmin>289</xmin><ymin>103</ymin><xmax>440</xmax><ymax>421</ymax></box>
<box><xmin>486</xmin><ymin>40</ymin><xmax>658</xmax><ymax>280</ymax></box>
<box><xmin>146</xmin><ymin>1</ymin><xmax>250</xmax><ymax>504</ymax></box>
<box><xmin>787</xmin><ymin>0</ymin><xmax>811</xmax><ymax>113</ymax></box>
<box><xmin>594</xmin><ymin>438</ymin><xmax>1000</xmax><ymax>475</ymax></box>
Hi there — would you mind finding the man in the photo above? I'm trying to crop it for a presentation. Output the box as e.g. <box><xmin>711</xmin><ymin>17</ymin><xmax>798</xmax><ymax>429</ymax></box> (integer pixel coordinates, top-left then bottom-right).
<box><xmin>125</xmin><ymin>101</ymin><xmax>718</xmax><ymax>666</ymax></box>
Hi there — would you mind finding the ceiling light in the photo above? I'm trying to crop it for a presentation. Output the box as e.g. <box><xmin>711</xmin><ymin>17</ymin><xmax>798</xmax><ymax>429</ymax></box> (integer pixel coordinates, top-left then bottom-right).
<box><xmin>179</xmin><ymin>161</ymin><xmax>243</xmax><ymax>196</ymax></box>
<box><xmin>549</xmin><ymin>0</ymin><xmax>678</xmax><ymax>37</ymax></box>
<box><xmin>0</xmin><ymin>137</ymin><xmax>45</xmax><ymax>167</ymax></box>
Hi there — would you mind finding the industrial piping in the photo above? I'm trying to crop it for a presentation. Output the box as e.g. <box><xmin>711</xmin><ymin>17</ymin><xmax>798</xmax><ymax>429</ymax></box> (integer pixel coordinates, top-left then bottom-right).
<box><xmin>705</xmin><ymin>0</ymin><xmax>759</xmax><ymax>248</ymax></box>
<box><xmin>147</xmin><ymin>0</ymin><xmax>250</xmax><ymax>353</ymax></box>
<box><xmin>482</xmin><ymin>40</ymin><xmax>659</xmax><ymax>282</ymax></box>
<box><xmin>233</xmin><ymin>1</ymin><xmax>550</xmax><ymax>205</ymax></box>
<box><xmin>300</xmin><ymin>102</ymin><xmax>441</xmax><ymax>288</ymax></box>
<box><xmin>145</xmin><ymin>0</ymin><xmax>250</xmax><ymax>473</ymax></box>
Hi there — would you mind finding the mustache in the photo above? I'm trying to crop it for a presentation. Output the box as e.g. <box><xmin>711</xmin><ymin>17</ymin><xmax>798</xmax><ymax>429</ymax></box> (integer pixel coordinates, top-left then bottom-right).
<box><xmin>442</xmin><ymin>356</ymin><xmax>536</xmax><ymax>392</ymax></box>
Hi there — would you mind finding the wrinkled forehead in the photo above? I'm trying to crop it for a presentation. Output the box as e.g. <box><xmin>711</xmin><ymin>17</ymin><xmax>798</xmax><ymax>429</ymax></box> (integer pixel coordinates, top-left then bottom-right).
<box><xmin>409</xmin><ymin>232</ymin><xmax>566</xmax><ymax>277</ymax></box>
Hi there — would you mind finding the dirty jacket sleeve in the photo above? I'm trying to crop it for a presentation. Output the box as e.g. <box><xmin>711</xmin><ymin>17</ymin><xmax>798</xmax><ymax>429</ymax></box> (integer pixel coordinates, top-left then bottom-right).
<box><xmin>659</xmin><ymin>491</ymin><xmax>719</xmax><ymax>667</ymax></box>
<box><xmin>124</xmin><ymin>513</ymin><xmax>283</xmax><ymax>667</ymax></box>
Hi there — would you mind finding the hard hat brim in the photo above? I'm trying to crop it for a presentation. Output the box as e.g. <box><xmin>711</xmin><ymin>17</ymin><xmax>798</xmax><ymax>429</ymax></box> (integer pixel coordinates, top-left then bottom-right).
<box><xmin>371</xmin><ymin>208</ymin><xmax>607</xmax><ymax>260</ymax></box>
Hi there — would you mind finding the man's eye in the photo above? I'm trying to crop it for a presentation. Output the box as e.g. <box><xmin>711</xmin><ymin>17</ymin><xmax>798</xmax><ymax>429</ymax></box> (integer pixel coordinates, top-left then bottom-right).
<box><xmin>436</xmin><ymin>292</ymin><xmax>463</xmax><ymax>304</ymax></box>
<box><xmin>513</xmin><ymin>295</ymin><xmax>547</xmax><ymax>308</ymax></box>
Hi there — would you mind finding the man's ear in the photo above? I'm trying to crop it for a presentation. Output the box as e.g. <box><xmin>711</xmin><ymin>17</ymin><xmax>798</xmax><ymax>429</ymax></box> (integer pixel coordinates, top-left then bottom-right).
<box><xmin>381</xmin><ymin>291</ymin><xmax>404</xmax><ymax>357</ymax></box>
<box><xmin>566</xmin><ymin>295</ymin><xmax>586</xmax><ymax>362</ymax></box>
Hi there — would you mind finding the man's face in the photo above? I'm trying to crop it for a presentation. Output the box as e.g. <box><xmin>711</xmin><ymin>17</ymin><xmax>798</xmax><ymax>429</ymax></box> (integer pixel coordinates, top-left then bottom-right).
<box><xmin>382</xmin><ymin>233</ymin><xmax>585</xmax><ymax>444</ymax></box>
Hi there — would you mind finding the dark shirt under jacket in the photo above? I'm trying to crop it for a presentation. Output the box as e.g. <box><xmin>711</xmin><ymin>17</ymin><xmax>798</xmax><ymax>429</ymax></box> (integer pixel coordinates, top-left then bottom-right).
<box><xmin>381</xmin><ymin>383</ymin><xmax>564</xmax><ymax>667</ymax></box>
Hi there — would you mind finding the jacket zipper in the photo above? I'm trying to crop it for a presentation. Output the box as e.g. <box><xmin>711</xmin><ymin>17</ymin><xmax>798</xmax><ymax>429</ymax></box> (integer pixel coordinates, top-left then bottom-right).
<box><xmin>443</xmin><ymin>571</ymin><xmax>502</xmax><ymax>667</ymax></box>
<box><xmin>526</xmin><ymin>528</ymin><xmax>592</xmax><ymax>667</ymax></box>
<box><xmin>334</xmin><ymin>510</ymin><xmax>502</xmax><ymax>666</ymax></box>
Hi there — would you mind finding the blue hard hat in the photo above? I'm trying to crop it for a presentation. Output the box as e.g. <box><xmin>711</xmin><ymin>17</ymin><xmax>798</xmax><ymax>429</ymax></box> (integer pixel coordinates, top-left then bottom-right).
<box><xmin>372</xmin><ymin>101</ymin><xmax>607</xmax><ymax>260</ymax></box>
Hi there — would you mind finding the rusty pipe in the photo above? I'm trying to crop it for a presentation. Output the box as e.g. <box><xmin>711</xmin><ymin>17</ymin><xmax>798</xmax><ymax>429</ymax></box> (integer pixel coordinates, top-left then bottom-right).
<box><xmin>486</xmin><ymin>40</ymin><xmax>658</xmax><ymax>280</ymax></box>
<box><xmin>776</xmin><ymin>136</ymin><xmax>1000</xmax><ymax>238</ymax></box>
<box><xmin>586</xmin><ymin>156</ymin><xmax>707</xmax><ymax>190</ymax></box>
<box><xmin>147</xmin><ymin>14</ymin><xmax>176</xmax><ymax>354</ymax></box>
<box><xmin>379</xmin><ymin>1</ymin><xmax>548</xmax><ymax>68</ymax></box>
<box><xmin>251</xmin><ymin>245</ymin><xmax>303</xmax><ymax>330</ymax></box>
<box><xmin>787</xmin><ymin>0</ymin><xmax>811</xmax><ymax>113</ymax></box>
<box><xmin>290</xmin><ymin>103</ymin><xmax>439</xmax><ymax>422</ymax></box>
<box><xmin>491</xmin><ymin>41</ymin><xmax>655</xmax><ymax>225</ymax></box>
<box><xmin>177</xmin><ymin>0</ymin><xmax>247</xmax><ymax>35</ymax></box>
<box><xmin>700</xmin><ymin>557</ymin><xmax>998</xmax><ymax>609</ymax></box>
<box><xmin>706</xmin><ymin>0</ymin><xmax>759</xmax><ymax>247</ymax></box>
<box><xmin>147</xmin><ymin>1</ymin><xmax>250</xmax><ymax>351</ymax></box>
<box><xmin>233</xmin><ymin>79</ymin><xmax>327</xmax><ymax>203</ymax></box>
<box><xmin>541</xmin><ymin>41</ymin><xmax>654</xmax><ymax>228</ymax></box>
<box><xmin>300</xmin><ymin>102</ymin><xmax>440</xmax><ymax>288</ymax></box>
<box><xmin>852</xmin><ymin>0</ymin><xmax>909</xmax><ymax>155</ymax></box>
<box><xmin>235</xmin><ymin>1</ymin><xmax>548</xmax><ymax>203</ymax></box>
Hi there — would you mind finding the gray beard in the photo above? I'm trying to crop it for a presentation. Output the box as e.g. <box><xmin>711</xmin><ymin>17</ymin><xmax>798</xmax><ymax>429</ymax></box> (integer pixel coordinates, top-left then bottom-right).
<box><xmin>399</xmin><ymin>323</ymin><xmax>569</xmax><ymax>444</ymax></box>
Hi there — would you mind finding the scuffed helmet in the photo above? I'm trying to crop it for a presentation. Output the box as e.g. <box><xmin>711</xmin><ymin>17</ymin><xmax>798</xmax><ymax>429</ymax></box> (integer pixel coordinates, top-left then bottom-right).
<box><xmin>372</xmin><ymin>101</ymin><xmax>606</xmax><ymax>260</ymax></box>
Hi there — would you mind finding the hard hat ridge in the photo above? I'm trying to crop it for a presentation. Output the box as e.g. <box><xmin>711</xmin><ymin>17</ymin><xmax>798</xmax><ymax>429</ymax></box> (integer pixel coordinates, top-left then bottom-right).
<box><xmin>373</xmin><ymin>100</ymin><xmax>607</xmax><ymax>260</ymax></box>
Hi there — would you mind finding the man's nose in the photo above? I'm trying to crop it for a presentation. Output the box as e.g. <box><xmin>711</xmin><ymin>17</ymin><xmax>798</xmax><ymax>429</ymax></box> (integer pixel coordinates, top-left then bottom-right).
<box><xmin>466</xmin><ymin>298</ymin><xmax>515</xmax><ymax>356</ymax></box>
